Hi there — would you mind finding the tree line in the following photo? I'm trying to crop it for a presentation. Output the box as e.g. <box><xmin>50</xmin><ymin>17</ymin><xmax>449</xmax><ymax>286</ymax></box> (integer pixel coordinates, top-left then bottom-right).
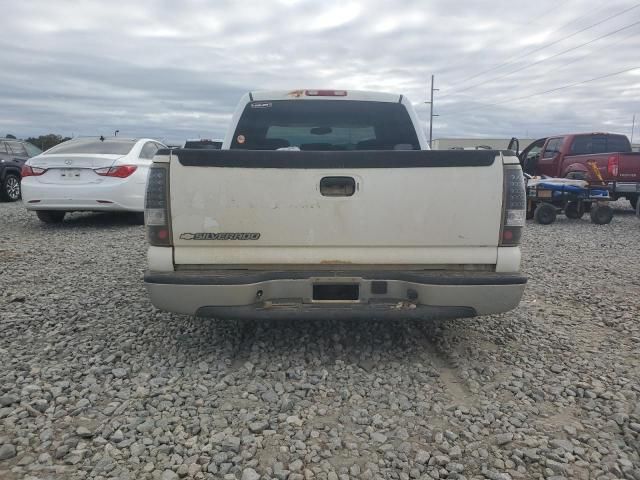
<box><xmin>5</xmin><ymin>133</ymin><xmax>71</xmax><ymax>151</ymax></box>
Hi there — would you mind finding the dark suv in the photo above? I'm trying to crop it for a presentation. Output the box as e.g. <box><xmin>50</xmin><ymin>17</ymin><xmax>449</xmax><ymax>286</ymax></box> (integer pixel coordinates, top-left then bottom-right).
<box><xmin>0</xmin><ymin>138</ymin><xmax>42</xmax><ymax>201</ymax></box>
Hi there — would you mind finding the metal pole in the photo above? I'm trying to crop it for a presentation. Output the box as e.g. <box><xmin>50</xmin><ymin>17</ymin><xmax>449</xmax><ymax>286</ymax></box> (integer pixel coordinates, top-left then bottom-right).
<box><xmin>631</xmin><ymin>114</ymin><xmax>636</xmax><ymax>144</ymax></box>
<box><xmin>429</xmin><ymin>75</ymin><xmax>434</xmax><ymax>148</ymax></box>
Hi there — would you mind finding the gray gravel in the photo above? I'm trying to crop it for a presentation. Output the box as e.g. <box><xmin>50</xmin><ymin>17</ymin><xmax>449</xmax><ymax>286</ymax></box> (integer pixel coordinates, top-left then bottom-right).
<box><xmin>1</xmin><ymin>202</ymin><xmax>639</xmax><ymax>480</ymax></box>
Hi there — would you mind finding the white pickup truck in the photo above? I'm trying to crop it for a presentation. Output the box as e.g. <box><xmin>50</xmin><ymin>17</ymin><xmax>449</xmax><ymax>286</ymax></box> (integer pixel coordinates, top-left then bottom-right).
<box><xmin>144</xmin><ymin>89</ymin><xmax>527</xmax><ymax>320</ymax></box>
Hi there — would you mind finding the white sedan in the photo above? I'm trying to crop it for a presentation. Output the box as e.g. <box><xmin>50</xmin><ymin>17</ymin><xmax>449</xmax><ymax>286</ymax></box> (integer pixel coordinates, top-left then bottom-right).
<box><xmin>21</xmin><ymin>137</ymin><xmax>165</xmax><ymax>223</ymax></box>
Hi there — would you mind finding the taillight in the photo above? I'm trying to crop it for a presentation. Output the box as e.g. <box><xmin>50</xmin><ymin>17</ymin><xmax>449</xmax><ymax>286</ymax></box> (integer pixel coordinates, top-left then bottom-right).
<box><xmin>21</xmin><ymin>165</ymin><xmax>47</xmax><ymax>177</ymax></box>
<box><xmin>145</xmin><ymin>164</ymin><xmax>171</xmax><ymax>246</ymax></box>
<box><xmin>607</xmin><ymin>154</ymin><xmax>618</xmax><ymax>176</ymax></box>
<box><xmin>305</xmin><ymin>90</ymin><xmax>347</xmax><ymax>96</ymax></box>
<box><xmin>501</xmin><ymin>165</ymin><xmax>526</xmax><ymax>246</ymax></box>
<box><xmin>94</xmin><ymin>165</ymin><xmax>138</xmax><ymax>178</ymax></box>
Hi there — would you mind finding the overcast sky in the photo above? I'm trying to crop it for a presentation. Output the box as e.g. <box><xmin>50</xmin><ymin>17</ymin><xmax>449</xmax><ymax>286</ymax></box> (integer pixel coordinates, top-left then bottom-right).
<box><xmin>1</xmin><ymin>0</ymin><xmax>639</xmax><ymax>144</ymax></box>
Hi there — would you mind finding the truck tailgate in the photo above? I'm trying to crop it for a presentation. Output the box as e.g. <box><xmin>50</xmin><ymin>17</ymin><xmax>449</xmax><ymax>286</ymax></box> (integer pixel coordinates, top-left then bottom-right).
<box><xmin>564</xmin><ymin>152</ymin><xmax>640</xmax><ymax>181</ymax></box>
<box><xmin>168</xmin><ymin>150</ymin><xmax>504</xmax><ymax>266</ymax></box>
<box><xmin>618</xmin><ymin>152</ymin><xmax>640</xmax><ymax>179</ymax></box>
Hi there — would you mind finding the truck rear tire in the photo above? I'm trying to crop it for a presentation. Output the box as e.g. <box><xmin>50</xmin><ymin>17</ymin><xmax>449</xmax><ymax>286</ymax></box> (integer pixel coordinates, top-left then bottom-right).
<box><xmin>36</xmin><ymin>210</ymin><xmax>66</xmax><ymax>224</ymax></box>
<box><xmin>526</xmin><ymin>202</ymin><xmax>535</xmax><ymax>219</ymax></box>
<box><xmin>565</xmin><ymin>201</ymin><xmax>584</xmax><ymax>219</ymax></box>
<box><xmin>534</xmin><ymin>203</ymin><xmax>556</xmax><ymax>225</ymax></box>
<box><xmin>589</xmin><ymin>204</ymin><xmax>613</xmax><ymax>225</ymax></box>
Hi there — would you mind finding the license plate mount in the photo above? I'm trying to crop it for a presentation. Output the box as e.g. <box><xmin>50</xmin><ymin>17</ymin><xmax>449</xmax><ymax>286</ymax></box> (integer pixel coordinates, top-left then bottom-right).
<box><xmin>313</xmin><ymin>284</ymin><xmax>359</xmax><ymax>301</ymax></box>
<box><xmin>60</xmin><ymin>169</ymin><xmax>83</xmax><ymax>180</ymax></box>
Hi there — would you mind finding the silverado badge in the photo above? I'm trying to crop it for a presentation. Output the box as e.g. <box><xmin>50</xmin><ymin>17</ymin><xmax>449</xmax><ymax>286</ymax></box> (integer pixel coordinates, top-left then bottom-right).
<box><xmin>180</xmin><ymin>233</ymin><xmax>261</xmax><ymax>240</ymax></box>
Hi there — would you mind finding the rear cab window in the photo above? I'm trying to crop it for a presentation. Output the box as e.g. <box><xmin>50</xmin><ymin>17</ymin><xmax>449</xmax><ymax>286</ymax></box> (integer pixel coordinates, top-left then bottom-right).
<box><xmin>231</xmin><ymin>100</ymin><xmax>420</xmax><ymax>151</ymax></box>
<box><xmin>605</xmin><ymin>135</ymin><xmax>631</xmax><ymax>152</ymax></box>
<box><xmin>570</xmin><ymin>134</ymin><xmax>631</xmax><ymax>155</ymax></box>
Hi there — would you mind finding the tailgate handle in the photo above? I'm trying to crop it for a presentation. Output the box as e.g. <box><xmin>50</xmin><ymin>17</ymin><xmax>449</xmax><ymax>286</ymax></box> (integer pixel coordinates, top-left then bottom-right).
<box><xmin>320</xmin><ymin>176</ymin><xmax>355</xmax><ymax>197</ymax></box>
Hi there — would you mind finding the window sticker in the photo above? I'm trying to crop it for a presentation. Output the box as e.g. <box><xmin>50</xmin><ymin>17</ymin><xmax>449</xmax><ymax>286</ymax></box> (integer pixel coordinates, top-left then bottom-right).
<box><xmin>251</xmin><ymin>102</ymin><xmax>272</xmax><ymax>108</ymax></box>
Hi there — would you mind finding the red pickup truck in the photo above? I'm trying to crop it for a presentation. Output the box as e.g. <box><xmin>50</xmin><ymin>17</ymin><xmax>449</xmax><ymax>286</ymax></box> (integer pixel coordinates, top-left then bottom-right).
<box><xmin>511</xmin><ymin>133</ymin><xmax>640</xmax><ymax>209</ymax></box>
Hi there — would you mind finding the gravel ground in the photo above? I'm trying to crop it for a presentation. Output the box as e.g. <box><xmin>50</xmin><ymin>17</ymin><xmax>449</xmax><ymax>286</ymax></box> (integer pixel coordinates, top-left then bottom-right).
<box><xmin>1</xmin><ymin>201</ymin><xmax>639</xmax><ymax>480</ymax></box>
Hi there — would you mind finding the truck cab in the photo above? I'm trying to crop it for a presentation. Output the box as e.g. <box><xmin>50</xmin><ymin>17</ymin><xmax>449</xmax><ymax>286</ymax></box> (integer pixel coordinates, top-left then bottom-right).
<box><xmin>517</xmin><ymin>133</ymin><xmax>640</xmax><ymax>208</ymax></box>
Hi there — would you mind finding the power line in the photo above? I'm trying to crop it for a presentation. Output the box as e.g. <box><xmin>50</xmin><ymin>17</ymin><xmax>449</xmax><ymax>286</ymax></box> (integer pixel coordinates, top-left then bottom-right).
<box><xmin>520</xmin><ymin>0</ymin><xmax>571</xmax><ymax>28</ymax></box>
<box><xmin>445</xmin><ymin>3</ymin><xmax>639</xmax><ymax>89</ymax></box>
<box><xmin>443</xmin><ymin>2</ymin><xmax>640</xmax><ymax>90</ymax></box>
<box><xmin>435</xmin><ymin>28</ymin><xmax>640</xmax><ymax>106</ymax></box>
<box><xmin>440</xmin><ymin>19</ymin><xmax>640</xmax><ymax>99</ymax></box>
<box><xmin>438</xmin><ymin>0</ymin><xmax>572</xmax><ymax>77</ymax></box>
<box><xmin>444</xmin><ymin>66</ymin><xmax>640</xmax><ymax>116</ymax></box>
<box><xmin>545</xmin><ymin>28</ymin><xmax>640</xmax><ymax>72</ymax></box>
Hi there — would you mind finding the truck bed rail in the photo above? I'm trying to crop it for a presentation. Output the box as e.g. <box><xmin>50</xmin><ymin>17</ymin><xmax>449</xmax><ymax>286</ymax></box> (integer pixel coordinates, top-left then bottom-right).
<box><xmin>158</xmin><ymin>148</ymin><xmax>514</xmax><ymax>169</ymax></box>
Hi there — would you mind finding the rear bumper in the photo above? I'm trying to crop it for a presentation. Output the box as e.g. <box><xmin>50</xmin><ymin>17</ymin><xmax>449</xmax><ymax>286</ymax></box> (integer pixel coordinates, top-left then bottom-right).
<box><xmin>610</xmin><ymin>182</ymin><xmax>640</xmax><ymax>194</ymax></box>
<box><xmin>144</xmin><ymin>270</ymin><xmax>527</xmax><ymax>319</ymax></box>
<box><xmin>21</xmin><ymin>177</ymin><xmax>144</xmax><ymax>211</ymax></box>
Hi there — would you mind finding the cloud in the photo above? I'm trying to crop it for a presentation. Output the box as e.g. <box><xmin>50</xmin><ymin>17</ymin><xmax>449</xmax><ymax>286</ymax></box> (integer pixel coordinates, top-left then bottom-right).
<box><xmin>0</xmin><ymin>0</ymin><xmax>638</xmax><ymax>144</ymax></box>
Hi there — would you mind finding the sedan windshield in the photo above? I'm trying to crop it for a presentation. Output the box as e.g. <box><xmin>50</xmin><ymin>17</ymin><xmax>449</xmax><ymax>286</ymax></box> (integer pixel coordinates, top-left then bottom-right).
<box><xmin>46</xmin><ymin>139</ymin><xmax>136</xmax><ymax>155</ymax></box>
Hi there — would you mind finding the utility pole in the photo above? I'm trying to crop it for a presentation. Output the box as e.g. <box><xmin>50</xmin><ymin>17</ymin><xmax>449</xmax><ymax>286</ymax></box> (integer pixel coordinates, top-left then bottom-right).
<box><xmin>631</xmin><ymin>114</ymin><xmax>636</xmax><ymax>144</ymax></box>
<box><xmin>425</xmin><ymin>75</ymin><xmax>439</xmax><ymax>148</ymax></box>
